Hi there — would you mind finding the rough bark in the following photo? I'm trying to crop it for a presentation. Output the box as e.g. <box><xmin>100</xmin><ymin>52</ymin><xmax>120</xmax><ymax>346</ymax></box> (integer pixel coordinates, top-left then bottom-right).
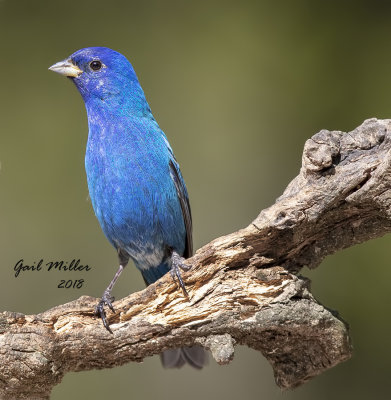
<box><xmin>2</xmin><ymin>118</ymin><xmax>391</xmax><ymax>399</ymax></box>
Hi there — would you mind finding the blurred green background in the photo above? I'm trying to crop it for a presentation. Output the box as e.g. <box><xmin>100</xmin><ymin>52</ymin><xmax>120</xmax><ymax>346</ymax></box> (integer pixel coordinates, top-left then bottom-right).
<box><xmin>1</xmin><ymin>0</ymin><xmax>391</xmax><ymax>399</ymax></box>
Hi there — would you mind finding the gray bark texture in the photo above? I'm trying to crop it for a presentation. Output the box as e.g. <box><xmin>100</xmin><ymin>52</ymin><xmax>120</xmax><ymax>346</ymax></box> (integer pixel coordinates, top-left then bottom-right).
<box><xmin>2</xmin><ymin>118</ymin><xmax>391</xmax><ymax>399</ymax></box>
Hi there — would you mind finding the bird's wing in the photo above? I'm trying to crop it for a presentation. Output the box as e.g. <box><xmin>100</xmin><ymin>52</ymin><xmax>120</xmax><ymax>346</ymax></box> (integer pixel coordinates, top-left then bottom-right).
<box><xmin>169</xmin><ymin>159</ymin><xmax>193</xmax><ymax>258</ymax></box>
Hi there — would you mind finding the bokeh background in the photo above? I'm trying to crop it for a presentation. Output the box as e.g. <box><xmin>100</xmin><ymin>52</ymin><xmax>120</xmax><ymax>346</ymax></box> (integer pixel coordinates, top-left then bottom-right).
<box><xmin>1</xmin><ymin>0</ymin><xmax>391</xmax><ymax>399</ymax></box>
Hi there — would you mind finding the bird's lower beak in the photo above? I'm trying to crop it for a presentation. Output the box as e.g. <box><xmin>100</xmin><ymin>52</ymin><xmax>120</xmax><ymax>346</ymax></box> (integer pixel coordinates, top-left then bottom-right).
<box><xmin>49</xmin><ymin>59</ymin><xmax>83</xmax><ymax>77</ymax></box>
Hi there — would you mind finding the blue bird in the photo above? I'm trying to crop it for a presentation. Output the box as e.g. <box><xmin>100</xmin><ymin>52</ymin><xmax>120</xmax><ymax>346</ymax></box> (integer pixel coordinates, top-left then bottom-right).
<box><xmin>49</xmin><ymin>47</ymin><xmax>206</xmax><ymax>369</ymax></box>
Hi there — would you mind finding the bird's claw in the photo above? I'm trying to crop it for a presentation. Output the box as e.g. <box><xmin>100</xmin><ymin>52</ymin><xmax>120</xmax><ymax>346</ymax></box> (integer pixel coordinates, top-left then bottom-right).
<box><xmin>95</xmin><ymin>291</ymin><xmax>115</xmax><ymax>333</ymax></box>
<box><xmin>170</xmin><ymin>252</ymin><xmax>192</xmax><ymax>298</ymax></box>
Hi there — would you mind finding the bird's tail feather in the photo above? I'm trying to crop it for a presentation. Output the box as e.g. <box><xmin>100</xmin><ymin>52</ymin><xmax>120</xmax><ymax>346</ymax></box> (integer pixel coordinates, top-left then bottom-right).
<box><xmin>160</xmin><ymin>346</ymin><xmax>207</xmax><ymax>369</ymax></box>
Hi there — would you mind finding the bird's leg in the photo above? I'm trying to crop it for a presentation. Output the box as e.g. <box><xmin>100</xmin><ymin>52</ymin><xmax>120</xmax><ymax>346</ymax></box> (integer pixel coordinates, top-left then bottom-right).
<box><xmin>170</xmin><ymin>251</ymin><xmax>192</xmax><ymax>298</ymax></box>
<box><xmin>95</xmin><ymin>263</ymin><xmax>126</xmax><ymax>333</ymax></box>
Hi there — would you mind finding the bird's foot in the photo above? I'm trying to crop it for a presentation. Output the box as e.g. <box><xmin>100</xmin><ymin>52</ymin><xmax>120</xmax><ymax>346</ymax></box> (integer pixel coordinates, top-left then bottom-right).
<box><xmin>170</xmin><ymin>251</ymin><xmax>192</xmax><ymax>298</ymax></box>
<box><xmin>95</xmin><ymin>290</ymin><xmax>115</xmax><ymax>334</ymax></box>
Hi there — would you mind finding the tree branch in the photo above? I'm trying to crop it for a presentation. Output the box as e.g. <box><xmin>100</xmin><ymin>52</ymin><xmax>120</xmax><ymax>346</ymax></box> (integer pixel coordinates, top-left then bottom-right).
<box><xmin>2</xmin><ymin>118</ymin><xmax>391</xmax><ymax>399</ymax></box>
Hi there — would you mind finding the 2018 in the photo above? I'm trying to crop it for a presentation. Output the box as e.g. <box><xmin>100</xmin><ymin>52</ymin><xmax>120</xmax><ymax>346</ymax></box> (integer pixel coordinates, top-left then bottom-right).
<box><xmin>58</xmin><ymin>279</ymin><xmax>84</xmax><ymax>289</ymax></box>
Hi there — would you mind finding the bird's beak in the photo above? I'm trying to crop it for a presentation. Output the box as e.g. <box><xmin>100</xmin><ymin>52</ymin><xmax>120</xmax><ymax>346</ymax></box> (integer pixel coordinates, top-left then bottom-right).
<box><xmin>48</xmin><ymin>58</ymin><xmax>83</xmax><ymax>77</ymax></box>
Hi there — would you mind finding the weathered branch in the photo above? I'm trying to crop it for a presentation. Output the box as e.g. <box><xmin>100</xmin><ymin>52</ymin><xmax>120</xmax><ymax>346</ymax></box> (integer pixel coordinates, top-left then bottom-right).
<box><xmin>2</xmin><ymin>118</ymin><xmax>391</xmax><ymax>399</ymax></box>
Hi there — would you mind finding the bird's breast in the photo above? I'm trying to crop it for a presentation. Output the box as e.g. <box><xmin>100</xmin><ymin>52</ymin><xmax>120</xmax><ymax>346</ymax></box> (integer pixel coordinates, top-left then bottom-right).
<box><xmin>84</xmin><ymin>122</ymin><xmax>186</xmax><ymax>266</ymax></box>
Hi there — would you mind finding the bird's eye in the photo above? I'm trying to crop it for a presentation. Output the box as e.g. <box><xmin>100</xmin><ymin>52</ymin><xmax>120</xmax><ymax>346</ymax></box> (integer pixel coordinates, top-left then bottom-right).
<box><xmin>90</xmin><ymin>60</ymin><xmax>102</xmax><ymax>71</ymax></box>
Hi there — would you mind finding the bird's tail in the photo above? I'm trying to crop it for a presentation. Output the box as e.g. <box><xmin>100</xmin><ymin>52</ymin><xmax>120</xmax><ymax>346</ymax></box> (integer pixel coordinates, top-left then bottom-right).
<box><xmin>160</xmin><ymin>346</ymin><xmax>207</xmax><ymax>369</ymax></box>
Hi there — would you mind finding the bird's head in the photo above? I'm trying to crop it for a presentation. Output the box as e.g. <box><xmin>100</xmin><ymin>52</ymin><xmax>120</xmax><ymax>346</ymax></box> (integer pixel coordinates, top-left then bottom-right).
<box><xmin>49</xmin><ymin>47</ymin><xmax>146</xmax><ymax>113</ymax></box>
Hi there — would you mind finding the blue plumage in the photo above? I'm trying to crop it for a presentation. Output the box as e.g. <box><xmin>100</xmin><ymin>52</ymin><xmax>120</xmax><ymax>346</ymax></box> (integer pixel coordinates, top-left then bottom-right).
<box><xmin>84</xmin><ymin>99</ymin><xmax>188</xmax><ymax>281</ymax></box>
<box><xmin>72</xmin><ymin>48</ymin><xmax>189</xmax><ymax>280</ymax></box>
<box><xmin>49</xmin><ymin>47</ymin><xmax>205</xmax><ymax>369</ymax></box>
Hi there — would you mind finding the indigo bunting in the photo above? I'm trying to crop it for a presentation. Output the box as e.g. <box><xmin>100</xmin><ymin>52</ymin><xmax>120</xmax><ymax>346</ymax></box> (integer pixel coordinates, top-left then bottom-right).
<box><xmin>49</xmin><ymin>47</ymin><xmax>206</xmax><ymax>369</ymax></box>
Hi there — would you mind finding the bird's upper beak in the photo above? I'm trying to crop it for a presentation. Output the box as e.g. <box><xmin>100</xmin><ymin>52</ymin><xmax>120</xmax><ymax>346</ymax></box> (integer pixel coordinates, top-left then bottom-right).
<box><xmin>48</xmin><ymin>58</ymin><xmax>83</xmax><ymax>77</ymax></box>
